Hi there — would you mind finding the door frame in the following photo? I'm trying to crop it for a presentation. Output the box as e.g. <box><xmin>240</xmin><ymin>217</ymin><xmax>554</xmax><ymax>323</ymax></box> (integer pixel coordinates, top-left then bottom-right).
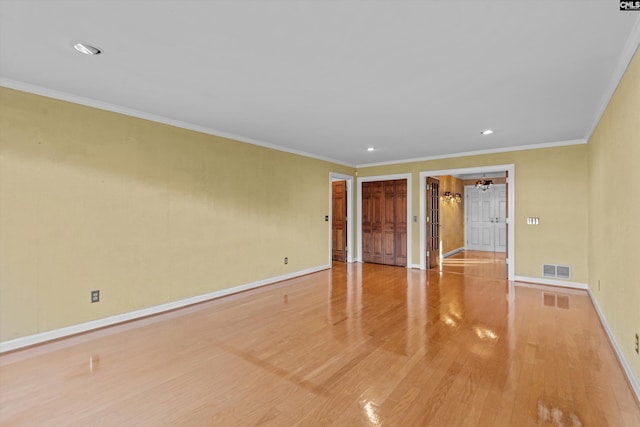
<box><xmin>329</xmin><ymin>173</ymin><xmax>355</xmax><ymax>263</ymax></box>
<box><xmin>419</xmin><ymin>164</ymin><xmax>515</xmax><ymax>280</ymax></box>
<box><xmin>356</xmin><ymin>173</ymin><xmax>412</xmax><ymax>267</ymax></box>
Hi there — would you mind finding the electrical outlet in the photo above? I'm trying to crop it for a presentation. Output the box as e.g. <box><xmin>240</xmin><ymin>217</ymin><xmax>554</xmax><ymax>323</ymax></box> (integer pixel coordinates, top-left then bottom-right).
<box><xmin>91</xmin><ymin>290</ymin><xmax>100</xmax><ymax>303</ymax></box>
<box><xmin>284</xmin><ymin>257</ymin><xmax>288</xmax><ymax>265</ymax></box>
<box><xmin>635</xmin><ymin>333</ymin><xmax>639</xmax><ymax>355</ymax></box>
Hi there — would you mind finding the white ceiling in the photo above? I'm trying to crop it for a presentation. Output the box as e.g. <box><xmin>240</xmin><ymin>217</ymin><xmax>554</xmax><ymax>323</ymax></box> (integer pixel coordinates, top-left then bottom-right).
<box><xmin>1</xmin><ymin>1</ymin><xmax>639</xmax><ymax>167</ymax></box>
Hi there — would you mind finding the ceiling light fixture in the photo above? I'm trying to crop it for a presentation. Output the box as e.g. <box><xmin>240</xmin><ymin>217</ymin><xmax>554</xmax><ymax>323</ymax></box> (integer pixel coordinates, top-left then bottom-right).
<box><xmin>475</xmin><ymin>174</ymin><xmax>493</xmax><ymax>191</ymax></box>
<box><xmin>480</xmin><ymin>129</ymin><xmax>494</xmax><ymax>135</ymax></box>
<box><xmin>367</xmin><ymin>147</ymin><xmax>375</xmax><ymax>152</ymax></box>
<box><xmin>74</xmin><ymin>43</ymin><xmax>102</xmax><ymax>55</ymax></box>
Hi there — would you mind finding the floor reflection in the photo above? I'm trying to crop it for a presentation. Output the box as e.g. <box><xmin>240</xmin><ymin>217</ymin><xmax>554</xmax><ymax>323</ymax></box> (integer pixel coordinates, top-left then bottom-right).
<box><xmin>435</xmin><ymin>250</ymin><xmax>507</xmax><ymax>280</ymax></box>
<box><xmin>1</xmin><ymin>254</ymin><xmax>638</xmax><ymax>425</ymax></box>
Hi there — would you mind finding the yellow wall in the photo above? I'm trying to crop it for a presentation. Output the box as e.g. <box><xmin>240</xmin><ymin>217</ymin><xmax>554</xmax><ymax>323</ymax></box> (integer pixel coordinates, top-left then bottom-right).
<box><xmin>588</xmin><ymin>47</ymin><xmax>640</xmax><ymax>382</ymax></box>
<box><xmin>0</xmin><ymin>87</ymin><xmax>355</xmax><ymax>342</ymax></box>
<box><xmin>4</xmin><ymin>48</ymin><xmax>637</xmax><ymax>387</ymax></box>
<box><xmin>358</xmin><ymin>144</ymin><xmax>589</xmax><ymax>281</ymax></box>
<box><xmin>439</xmin><ymin>175</ymin><xmax>464</xmax><ymax>254</ymax></box>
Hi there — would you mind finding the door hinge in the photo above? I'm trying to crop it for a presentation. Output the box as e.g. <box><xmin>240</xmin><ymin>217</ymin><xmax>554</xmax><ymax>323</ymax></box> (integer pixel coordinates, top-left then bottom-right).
<box><xmin>426</xmin><ymin>184</ymin><xmax>430</xmax><ymax>190</ymax></box>
<box><xmin>426</xmin><ymin>216</ymin><xmax>430</xmax><ymax>222</ymax></box>
<box><xmin>427</xmin><ymin>251</ymin><xmax>430</xmax><ymax>257</ymax></box>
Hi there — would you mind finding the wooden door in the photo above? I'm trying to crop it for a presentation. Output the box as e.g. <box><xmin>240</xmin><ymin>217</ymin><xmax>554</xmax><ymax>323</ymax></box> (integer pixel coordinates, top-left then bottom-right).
<box><xmin>383</xmin><ymin>181</ymin><xmax>396</xmax><ymax>264</ymax></box>
<box><xmin>332</xmin><ymin>180</ymin><xmax>347</xmax><ymax>262</ymax></box>
<box><xmin>426</xmin><ymin>177</ymin><xmax>440</xmax><ymax>268</ymax></box>
<box><xmin>394</xmin><ymin>180</ymin><xmax>408</xmax><ymax>266</ymax></box>
<box><xmin>361</xmin><ymin>179</ymin><xmax>407</xmax><ymax>266</ymax></box>
<box><xmin>362</xmin><ymin>181</ymin><xmax>384</xmax><ymax>264</ymax></box>
<box><xmin>361</xmin><ymin>182</ymin><xmax>373</xmax><ymax>263</ymax></box>
<box><xmin>371</xmin><ymin>182</ymin><xmax>384</xmax><ymax>264</ymax></box>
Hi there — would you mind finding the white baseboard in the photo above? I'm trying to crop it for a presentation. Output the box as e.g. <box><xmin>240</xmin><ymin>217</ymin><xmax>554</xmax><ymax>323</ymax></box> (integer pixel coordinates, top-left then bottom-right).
<box><xmin>442</xmin><ymin>247</ymin><xmax>464</xmax><ymax>259</ymax></box>
<box><xmin>587</xmin><ymin>289</ymin><xmax>640</xmax><ymax>402</ymax></box>
<box><xmin>409</xmin><ymin>264</ymin><xmax>421</xmax><ymax>269</ymax></box>
<box><xmin>514</xmin><ymin>275</ymin><xmax>588</xmax><ymax>290</ymax></box>
<box><xmin>0</xmin><ymin>264</ymin><xmax>330</xmax><ymax>353</ymax></box>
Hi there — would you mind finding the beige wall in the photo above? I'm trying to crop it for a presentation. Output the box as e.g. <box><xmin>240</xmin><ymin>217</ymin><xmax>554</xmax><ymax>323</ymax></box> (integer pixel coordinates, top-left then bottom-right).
<box><xmin>0</xmin><ymin>87</ymin><xmax>355</xmax><ymax>342</ymax></box>
<box><xmin>358</xmin><ymin>144</ymin><xmax>589</xmax><ymax>281</ymax></box>
<box><xmin>438</xmin><ymin>175</ymin><xmax>464</xmax><ymax>254</ymax></box>
<box><xmin>588</xmin><ymin>48</ymin><xmax>640</xmax><ymax>383</ymax></box>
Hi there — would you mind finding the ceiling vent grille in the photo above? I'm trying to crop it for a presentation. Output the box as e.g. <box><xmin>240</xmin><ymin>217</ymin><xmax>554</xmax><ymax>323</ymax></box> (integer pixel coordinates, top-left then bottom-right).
<box><xmin>542</xmin><ymin>264</ymin><xmax>571</xmax><ymax>280</ymax></box>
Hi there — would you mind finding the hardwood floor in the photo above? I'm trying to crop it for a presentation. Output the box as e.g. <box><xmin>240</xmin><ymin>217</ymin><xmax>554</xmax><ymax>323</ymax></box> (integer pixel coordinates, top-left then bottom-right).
<box><xmin>1</xmin><ymin>252</ymin><xmax>639</xmax><ymax>426</ymax></box>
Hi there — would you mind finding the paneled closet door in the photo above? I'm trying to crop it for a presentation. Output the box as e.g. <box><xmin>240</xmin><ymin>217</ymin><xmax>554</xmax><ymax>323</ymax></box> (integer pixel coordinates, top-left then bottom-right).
<box><xmin>394</xmin><ymin>180</ymin><xmax>408</xmax><ymax>267</ymax></box>
<box><xmin>361</xmin><ymin>179</ymin><xmax>407</xmax><ymax>266</ymax></box>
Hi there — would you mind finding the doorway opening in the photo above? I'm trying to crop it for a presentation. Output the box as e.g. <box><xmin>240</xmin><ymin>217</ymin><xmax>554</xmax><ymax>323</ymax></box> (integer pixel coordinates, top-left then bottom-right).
<box><xmin>419</xmin><ymin>165</ymin><xmax>515</xmax><ymax>280</ymax></box>
<box><xmin>329</xmin><ymin>173</ymin><xmax>354</xmax><ymax>264</ymax></box>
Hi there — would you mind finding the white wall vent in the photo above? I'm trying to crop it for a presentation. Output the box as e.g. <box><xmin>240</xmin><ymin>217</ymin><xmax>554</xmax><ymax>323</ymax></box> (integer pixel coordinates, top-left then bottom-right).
<box><xmin>542</xmin><ymin>264</ymin><xmax>571</xmax><ymax>280</ymax></box>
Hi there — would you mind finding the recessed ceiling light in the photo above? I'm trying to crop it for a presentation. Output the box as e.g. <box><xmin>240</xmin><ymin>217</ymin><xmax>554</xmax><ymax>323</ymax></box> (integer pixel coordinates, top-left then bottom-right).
<box><xmin>74</xmin><ymin>43</ymin><xmax>102</xmax><ymax>55</ymax></box>
<box><xmin>481</xmin><ymin>129</ymin><xmax>494</xmax><ymax>135</ymax></box>
<box><xmin>367</xmin><ymin>147</ymin><xmax>375</xmax><ymax>152</ymax></box>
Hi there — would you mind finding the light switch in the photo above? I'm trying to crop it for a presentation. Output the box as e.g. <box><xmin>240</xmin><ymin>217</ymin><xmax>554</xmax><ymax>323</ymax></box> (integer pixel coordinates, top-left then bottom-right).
<box><xmin>526</xmin><ymin>217</ymin><xmax>539</xmax><ymax>225</ymax></box>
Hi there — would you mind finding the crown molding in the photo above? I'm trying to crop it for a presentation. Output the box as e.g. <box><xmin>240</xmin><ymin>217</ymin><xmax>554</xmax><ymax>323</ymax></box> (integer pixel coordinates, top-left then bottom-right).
<box><xmin>586</xmin><ymin>13</ymin><xmax>640</xmax><ymax>140</ymax></box>
<box><xmin>0</xmin><ymin>78</ymin><xmax>354</xmax><ymax>168</ymax></box>
<box><xmin>356</xmin><ymin>139</ymin><xmax>587</xmax><ymax>168</ymax></box>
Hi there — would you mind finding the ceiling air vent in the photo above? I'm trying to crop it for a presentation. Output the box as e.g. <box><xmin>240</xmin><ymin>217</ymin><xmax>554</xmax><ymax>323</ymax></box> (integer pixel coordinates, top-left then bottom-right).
<box><xmin>542</xmin><ymin>264</ymin><xmax>571</xmax><ymax>280</ymax></box>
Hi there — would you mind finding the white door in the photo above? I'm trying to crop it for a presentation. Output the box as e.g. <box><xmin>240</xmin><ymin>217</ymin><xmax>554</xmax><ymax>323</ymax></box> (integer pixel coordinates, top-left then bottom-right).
<box><xmin>493</xmin><ymin>185</ymin><xmax>507</xmax><ymax>252</ymax></box>
<box><xmin>465</xmin><ymin>184</ymin><xmax>506</xmax><ymax>252</ymax></box>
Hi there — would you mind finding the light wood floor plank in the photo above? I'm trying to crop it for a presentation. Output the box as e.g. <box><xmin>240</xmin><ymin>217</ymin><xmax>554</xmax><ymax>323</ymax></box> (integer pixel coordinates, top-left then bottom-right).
<box><xmin>1</xmin><ymin>251</ymin><xmax>638</xmax><ymax>426</ymax></box>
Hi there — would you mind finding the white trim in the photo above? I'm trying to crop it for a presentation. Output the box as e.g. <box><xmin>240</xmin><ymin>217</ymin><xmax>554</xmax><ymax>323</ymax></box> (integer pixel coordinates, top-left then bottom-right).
<box><xmin>0</xmin><ymin>264</ymin><xmax>330</xmax><ymax>353</ymax></box>
<box><xmin>442</xmin><ymin>247</ymin><xmax>464</xmax><ymax>259</ymax></box>
<box><xmin>0</xmin><ymin>78</ymin><xmax>354</xmax><ymax>168</ymax></box>
<box><xmin>419</xmin><ymin>164</ymin><xmax>515</xmax><ymax>281</ymax></box>
<box><xmin>587</xmin><ymin>289</ymin><xmax>640</xmax><ymax>402</ymax></box>
<box><xmin>514</xmin><ymin>275</ymin><xmax>587</xmax><ymax>290</ymax></box>
<box><xmin>329</xmin><ymin>173</ymin><xmax>355</xmax><ymax>263</ymax></box>
<box><xmin>409</xmin><ymin>264</ymin><xmax>421</xmax><ymax>269</ymax></box>
<box><xmin>2</xmin><ymin>78</ymin><xmax>590</xmax><ymax>171</ymax></box>
<box><xmin>586</xmin><ymin>14</ymin><xmax>640</xmax><ymax>140</ymax></box>
<box><xmin>356</xmin><ymin>173</ymin><xmax>412</xmax><ymax>267</ymax></box>
<box><xmin>357</xmin><ymin>139</ymin><xmax>586</xmax><ymax>168</ymax></box>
